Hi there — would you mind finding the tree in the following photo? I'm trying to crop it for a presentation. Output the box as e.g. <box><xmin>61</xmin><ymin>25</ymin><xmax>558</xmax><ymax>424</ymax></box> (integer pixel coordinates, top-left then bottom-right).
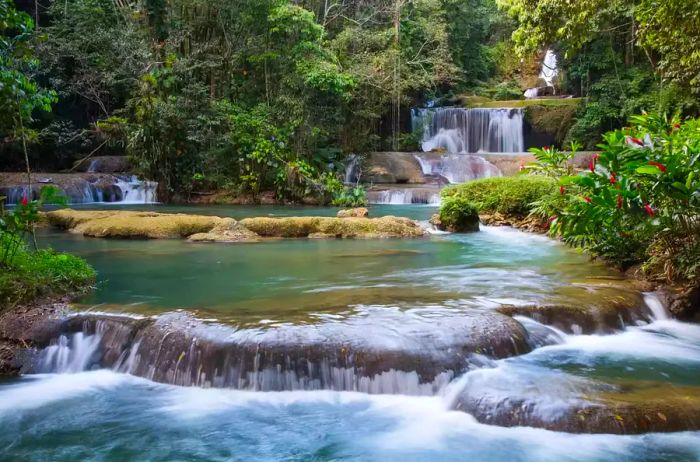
<box><xmin>0</xmin><ymin>0</ymin><xmax>56</xmax><ymax>192</ymax></box>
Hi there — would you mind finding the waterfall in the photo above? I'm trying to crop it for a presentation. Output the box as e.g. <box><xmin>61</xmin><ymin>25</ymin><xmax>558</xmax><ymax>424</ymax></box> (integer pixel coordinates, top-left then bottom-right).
<box><xmin>413</xmin><ymin>153</ymin><xmax>501</xmax><ymax>184</ymax></box>
<box><xmin>1</xmin><ymin>175</ymin><xmax>158</xmax><ymax>205</ymax></box>
<box><xmin>524</xmin><ymin>49</ymin><xmax>559</xmax><ymax>99</ymax></box>
<box><xmin>344</xmin><ymin>154</ymin><xmax>361</xmax><ymax>185</ymax></box>
<box><xmin>413</xmin><ymin>107</ymin><xmax>524</xmax><ymax>154</ymax></box>
<box><xmin>114</xmin><ymin>175</ymin><xmax>158</xmax><ymax>204</ymax></box>
<box><xmin>367</xmin><ymin>188</ymin><xmax>441</xmax><ymax>205</ymax></box>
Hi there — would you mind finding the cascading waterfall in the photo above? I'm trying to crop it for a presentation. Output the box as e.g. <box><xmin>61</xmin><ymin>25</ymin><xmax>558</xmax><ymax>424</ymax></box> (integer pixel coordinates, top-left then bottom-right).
<box><xmin>524</xmin><ymin>49</ymin><xmax>559</xmax><ymax>98</ymax></box>
<box><xmin>413</xmin><ymin>153</ymin><xmax>501</xmax><ymax>184</ymax></box>
<box><xmin>367</xmin><ymin>188</ymin><xmax>441</xmax><ymax>205</ymax></box>
<box><xmin>1</xmin><ymin>175</ymin><xmax>158</xmax><ymax>205</ymax></box>
<box><xmin>412</xmin><ymin>107</ymin><xmax>524</xmax><ymax>154</ymax></box>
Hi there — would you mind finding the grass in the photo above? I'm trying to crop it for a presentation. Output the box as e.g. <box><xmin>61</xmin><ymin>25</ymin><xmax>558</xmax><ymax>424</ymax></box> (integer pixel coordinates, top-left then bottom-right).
<box><xmin>0</xmin><ymin>233</ymin><xmax>96</xmax><ymax>309</ymax></box>
<box><xmin>442</xmin><ymin>176</ymin><xmax>556</xmax><ymax>217</ymax></box>
<box><xmin>462</xmin><ymin>97</ymin><xmax>584</xmax><ymax>108</ymax></box>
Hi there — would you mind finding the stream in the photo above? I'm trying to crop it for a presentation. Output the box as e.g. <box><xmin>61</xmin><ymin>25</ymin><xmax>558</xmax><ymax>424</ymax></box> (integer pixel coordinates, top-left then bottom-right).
<box><xmin>1</xmin><ymin>204</ymin><xmax>699</xmax><ymax>461</ymax></box>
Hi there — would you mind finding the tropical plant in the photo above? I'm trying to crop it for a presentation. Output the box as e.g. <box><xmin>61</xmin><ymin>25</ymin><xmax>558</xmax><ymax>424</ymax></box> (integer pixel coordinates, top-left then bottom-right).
<box><xmin>537</xmin><ymin>113</ymin><xmax>700</xmax><ymax>279</ymax></box>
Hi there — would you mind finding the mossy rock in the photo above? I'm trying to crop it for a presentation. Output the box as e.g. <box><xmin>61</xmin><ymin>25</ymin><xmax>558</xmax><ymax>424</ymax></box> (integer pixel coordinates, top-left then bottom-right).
<box><xmin>239</xmin><ymin>216</ymin><xmax>426</xmax><ymax>239</ymax></box>
<box><xmin>442</xmin><ymin>176</ymin><xmax>556</xmax><ymax>217</ymax></box>
<box><xmin>437</xmin><ymin>196</ymin><xmax>479</xmax><ymax>233</ymax></box>
<box><xmin>524</xmin><ymin>104</ymin><xmax>578</xmax><ymax>147</ymax></box>
<box><xmin>47</xmin><ymin>209</ymin><xmax>228</xmax><ymax>239</ymax></box>
<box><xmin>453</xmin><ymin>381</ymin><xmax>700</xmax><ymax>434</ymax></box>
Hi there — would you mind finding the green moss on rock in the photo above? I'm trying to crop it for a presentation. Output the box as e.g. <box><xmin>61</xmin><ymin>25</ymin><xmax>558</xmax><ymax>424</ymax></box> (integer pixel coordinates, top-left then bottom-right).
<box><xmin>442</xmin><ymin>176</ymin><xmax>556</xmax><ymax>217</ymax></box>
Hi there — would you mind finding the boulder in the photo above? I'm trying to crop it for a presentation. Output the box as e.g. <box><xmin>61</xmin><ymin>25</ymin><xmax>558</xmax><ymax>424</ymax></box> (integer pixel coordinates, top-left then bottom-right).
<box><xmin>452</xmin><ymin>381</ymin><xmax>700</xmax><ymax>434</ymax></box>
<box><xmin>187</xmin><ymin>218</ymin><xmax>260</xmax><ymax>243</ymax></box>
<box><xmin>337</xmin><ymin>207</ymin><xmax>369</xmax><ymax>218</ymax></box>
<box><xmin>366</xmin><ymin>152</ymin><xmax>426</xmax><ymax>184</ymax></box>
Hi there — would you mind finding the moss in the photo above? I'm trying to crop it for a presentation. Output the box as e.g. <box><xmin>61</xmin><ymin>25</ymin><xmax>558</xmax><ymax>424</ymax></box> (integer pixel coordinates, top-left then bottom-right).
<box><xmin>47</xmin><ymin>209</ymin><xmax>225</xmax><ymax>239</ymax></box>
<box><xmin>438</xmin><ymin>196</ymin><xmax>479</xmax><ymax>233</ymax></box>
<box><xmin>524</xmin><ymin>105</ymin><xmax>578</xmax><ymax>146</ymax></box>
<box><xmin>47</xmin><ymin>209</ymin><xmax>425</xmax><ymax>240</ymax></box>
<box><xmin>461</xmin><ymin>97</ymin><xmax>583</xmax><ymax>108</ymax></box>
<box><xmin>442</xmin><ymin>176</ymin><xmax>556</xmax><ymax>217</ymax></box>
<box><xmin>337</xmin><ymin>207</ymin><xmax>369</xmax><ymax>218</ymax></box>
<box><xmin>187</xmin><ymin>218</ymin><xmax>260</xmax><ymax>243</ymax></box>
<box><xmin>239</xmin><ymin>216</ymin><xmax>425</xmax><ymax>239</ymax></box>
<box><xmin>0</xmin><ymin>234</ymin><xmax>96</xmax><ymax>310</ymax></box>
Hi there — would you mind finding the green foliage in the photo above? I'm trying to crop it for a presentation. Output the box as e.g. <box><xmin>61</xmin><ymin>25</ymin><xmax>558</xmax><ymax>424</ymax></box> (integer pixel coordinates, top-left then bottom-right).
<box><xmin>535</xmin><ymin>113</ymin><xmax>700</xmax><ymax>279</ymax></box>
<box><xmin>0</xmin><ymin>0</ymin><xmax>56</xmax><ymax>138</ymax></box>
<box><xmin>442</xmin><ymin>176</ymin><xmax>556</xmax><ymax>216</ymax></box>
<box><xmin>1</xmin><ymin>186</ymin><xmax>66</xmax><ymax>266</ymax></box>
<box><xmin>491</xmin><ymin>80</ymin><xmax>523</xmax><ymax>100</ymax></box>
<box><xmin>0</xmin><ymin>232</ymin><xmax>95</xmax><ymax>309</ymax></box>
<box><xmin>439</xmin><ymin>196</ymin><xmax>479</xmax><ymax>232</ymax></box>
<box><xmin>332</xmin><ymin>185</ymin><xmax>368</xmax><ymax>208</ymax></box>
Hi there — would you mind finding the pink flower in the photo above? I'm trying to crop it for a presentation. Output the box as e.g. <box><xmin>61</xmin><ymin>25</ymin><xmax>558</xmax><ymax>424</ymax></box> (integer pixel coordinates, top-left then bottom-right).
<box><xmin>644</xmin><ymin>203</ymin><xmax>654</xmax><ymax>217</ymax></box>
<box><xmin>20</xmin><ymin>195</ymin><xmax>28</xmax><ymax>206</ymax></box>
<box><xmin>648</xmin><ymin>161</ymin><xmax>667</xmax><ymax>173</ymax></box>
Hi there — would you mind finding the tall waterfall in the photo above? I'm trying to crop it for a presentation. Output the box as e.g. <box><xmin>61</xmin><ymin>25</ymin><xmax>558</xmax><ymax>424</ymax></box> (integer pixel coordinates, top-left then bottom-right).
<box><xmin>412</xmin><ymin>107</ymin><xmax>524</xmax><ymax>154</ymax></box>
<box><xmin>524</xmin><ymin>49</ymin><xmax>559</xmax><ymax>98</ymax></box>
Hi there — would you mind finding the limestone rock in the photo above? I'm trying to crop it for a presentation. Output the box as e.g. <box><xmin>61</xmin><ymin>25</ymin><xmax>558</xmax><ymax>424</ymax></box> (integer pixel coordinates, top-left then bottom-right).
<box><xmin>337</xmin><ymin>207</ymin><xmax>369</xmax><ymax>218</ymax></box>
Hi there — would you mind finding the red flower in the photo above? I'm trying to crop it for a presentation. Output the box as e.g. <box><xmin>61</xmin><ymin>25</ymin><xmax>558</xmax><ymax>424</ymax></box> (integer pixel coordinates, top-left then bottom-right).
<box><xmin>673</xmin><ymin>123</ymin><xmax>681</xmax><ymax>131</ymax></box>
<box><xmin>610</xmin><ymin>173</ymin><xmax>616</xmax><ymax>185</ymax></box>
<box><xmin>20</xmin><ymin>195</ymin><xmax>28</xmax><ymax>206</ymax></box>
<box><xmin>617</xmin><ymin>194</ymin><xmax>623</xmax><ymax>209</ymax></box>
<box><xmin>644</xmin><ymin>203</ymin><xmax>654</xmax><ymax>217</ymax></box>
<box><xmin>630</xmin><ymin>137</ymin><xmax>644</xmax><ymax>146</ymax></box>
<box><xmin>583</xmin><ymin>196</ymin><xmax>592</xmax><ymax>203</ymax></box>
<box><xmin>559</xmin><ymin>185</ymin><xmax>566</xmax><ymax>195</ymax></box>
<box><xmin>648</xmin><ymin>161</ymin><xmax>667</xmax><ymax>173</ymax></box>
<box><xmin>543</xmin><ymin>146</ymin><xmax>550</xmax><ymax>150</ymax></box>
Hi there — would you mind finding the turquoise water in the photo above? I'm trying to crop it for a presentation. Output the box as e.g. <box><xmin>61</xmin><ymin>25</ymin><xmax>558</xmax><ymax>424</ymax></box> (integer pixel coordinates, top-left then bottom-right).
<box><xmin>37</xmin><ymin>204</ymin><xmax>614</xmax><ymax>323</ymax></box>
<box><xmin>2</xmin><ymin>204</ymin><xmax>699</xmax><ymax>460</ymax></box>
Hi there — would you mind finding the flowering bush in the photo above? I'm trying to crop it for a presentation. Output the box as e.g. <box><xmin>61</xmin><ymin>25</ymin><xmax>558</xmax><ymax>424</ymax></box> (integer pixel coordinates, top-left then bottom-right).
<box><xmin>531</xmin><ymin>113</ymin><xmax>700</xmax><ymax>280</ymax></box>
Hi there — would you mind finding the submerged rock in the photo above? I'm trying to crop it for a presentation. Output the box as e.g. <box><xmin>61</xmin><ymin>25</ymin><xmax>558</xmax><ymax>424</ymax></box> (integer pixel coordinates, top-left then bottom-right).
<box><xmin>452</xmin><ymin>381</ymin><xmax>700</xmax><ymax>434</ymax></box>
<box><xmin>497</xmin><ymin>285</ymin><xmax>652</xmax><ymax>334</ymax></box>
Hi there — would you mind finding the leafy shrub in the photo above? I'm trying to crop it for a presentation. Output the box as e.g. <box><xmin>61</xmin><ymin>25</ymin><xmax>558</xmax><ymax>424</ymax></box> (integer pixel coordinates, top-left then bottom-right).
<box><xmin>0</xmin><ymin>233</ymin><xmax>95</xmax><ymax>309</ymax></box>
<box><xmin>534</xmin><ymin>112</ymin><xmax>700</xmax><ymax>279</ymax></box>
<box><xmin>442</xmin><ymin>176</ymin><xmax>556</xmax><ymax>216</ymax></box>
<box><xmin>332</xmin><ymin>185</ymin><xmax>368</xmax><ymax>208</ymax></box>
<box><xmin>439</xmin><ymin>196</ymin><xmax>479</xmax><ymax>232</ymax></box>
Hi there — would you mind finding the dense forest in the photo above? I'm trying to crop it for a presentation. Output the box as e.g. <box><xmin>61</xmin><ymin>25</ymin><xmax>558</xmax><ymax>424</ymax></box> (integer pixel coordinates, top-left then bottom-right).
<box><xmin>1</xmin><ymin>0</ymin><xmax>699</xmax><ymax>202</ymax></box>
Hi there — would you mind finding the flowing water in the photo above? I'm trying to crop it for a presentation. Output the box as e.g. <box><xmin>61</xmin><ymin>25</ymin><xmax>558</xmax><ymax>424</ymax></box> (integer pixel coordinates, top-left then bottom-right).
<box><xmin>412</xmin><ymin>107</ymin><xmax>524</xmax><ymax>153</ymax></box>
<box><xmin>2</xmin><ymin>204</ymin><xmax>699</xmax><ymax>460</ymax></box>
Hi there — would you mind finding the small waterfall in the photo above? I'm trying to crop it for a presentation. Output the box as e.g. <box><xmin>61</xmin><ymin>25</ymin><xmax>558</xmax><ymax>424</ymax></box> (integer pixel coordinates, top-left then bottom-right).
<box><xmin>40</xmin><ymin>332</ymin><xmax>103</xmax><ymax>373</ymax></box>
<box><xmin>344</xmin><ymin>154</ymin><xmax>361</xmax><ymax>185</ymax></box>
<box><xmin>1</xmin><ymin>175</ymin><xmax>157</xmax><ymax>205</ymax></box>
<box><xmin>413</xmin><ymin>108</ymin><xmax>524</xmax><ymax>154</ymax></box>
<box><xmin>413</xmin><ymin>153</ymin><xmax>501</xmax><ymax>184</ymax></box>
<box><xmin>367</xmin><ymin>188</ymin><xmax>441</xmax><ymax>205</ymax></box>
<box><xmin>33</xmin><ymin>312</ymin><xmax>529</xmax><ymax>395</ymax></box>
<box><xmin>524</xmin><ymin>49</ymin><xmax>559</xmax><ymax>98</ymax></box>
<box><xmin>643</xmin><ymin>292</ymin><xmax>670</xmax><ymax>321</ymax></box>
<box><xmin>114</xmin><ymin>175</ymin><xmax>158</xmax><ymax>204</ymax></box>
